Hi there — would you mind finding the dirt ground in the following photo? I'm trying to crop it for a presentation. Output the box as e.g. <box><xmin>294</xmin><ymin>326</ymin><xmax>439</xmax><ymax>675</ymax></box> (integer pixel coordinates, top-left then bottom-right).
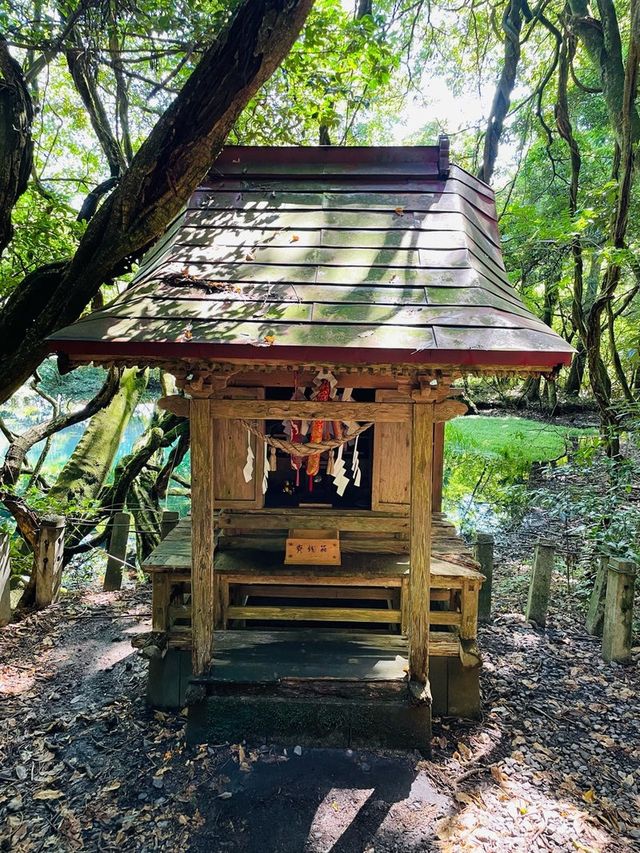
<box><xmin>1</xmin><ymin>558</ymin><xmax>639</xmax><ymax>852</ymax></box>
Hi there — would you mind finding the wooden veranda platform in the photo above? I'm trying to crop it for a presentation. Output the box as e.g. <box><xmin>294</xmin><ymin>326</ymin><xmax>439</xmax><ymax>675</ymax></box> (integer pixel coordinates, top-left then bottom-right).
<box><xmin>144</xmin><ymin>512</ymin><xmax>483</xmax><ymax>658</ymax></box>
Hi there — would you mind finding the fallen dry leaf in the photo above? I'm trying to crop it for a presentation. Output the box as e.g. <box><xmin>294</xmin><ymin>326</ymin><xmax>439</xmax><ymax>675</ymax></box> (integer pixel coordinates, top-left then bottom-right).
<box><xmin>490</xmin><ymin>763</ymin><xmax>508</xmax><ymax>785</ymax></box>
<box><xmin>33</xmin><ymin>788</ymin><xmax>63</xmax><ymax>800</ymax></box>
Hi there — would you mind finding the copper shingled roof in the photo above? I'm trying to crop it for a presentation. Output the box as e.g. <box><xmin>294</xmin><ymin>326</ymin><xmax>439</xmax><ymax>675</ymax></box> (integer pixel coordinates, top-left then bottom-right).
<box><xmin>49</xmin><ymin>143</ymin><xmax>573</xmax><ymax>371</ymax></box>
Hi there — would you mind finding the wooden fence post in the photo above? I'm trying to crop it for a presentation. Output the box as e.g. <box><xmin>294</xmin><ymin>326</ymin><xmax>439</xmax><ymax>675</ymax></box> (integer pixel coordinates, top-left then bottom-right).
<box><xmin>525</xmin><ymin>539</ymin><xmax>555</xmax><ymax>627</ymax></box>
<box><xmin>586</xmin><ymin>554</ymin><xmax>609</xmax><ymax>636</ymax></box>
<box><xmin>160</xmin><ymin>511</ymin><xmax>180</xmax><ymax>540</ymax></box>
<box><xmin>474</xmin><ymin>532</ymin><xmax>494</xmax><ymax>624</ymax></box>
<box><xmin>35</xmin><ymin>515</ymin><xmax>66</xmax><ymax>608</ymax></box>
<box><xmin>602</xmin><ymin>559</ymin><xmax>636</xmax><ymax>663</ymax></box>
<box><xmin>0</xmin><ymin>533</ymin><xmax>11</xmax><ymax>626</ymax></box>
<box><xmin>103</xmin><ymin>512</ymin><xmax>132</xmax><ymax>592</ymax></box>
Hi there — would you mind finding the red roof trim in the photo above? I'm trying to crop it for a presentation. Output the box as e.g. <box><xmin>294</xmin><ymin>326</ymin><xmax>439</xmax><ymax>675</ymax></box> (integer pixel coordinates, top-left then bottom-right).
<box><xmin>52</xmin><ymin>340</ymin><xmax>573</xmax><ymax>370</ymax></box>
<box><xmin>211</xmin><ymin>142</ymin><xmax>454</xmax><ymax>181</ymax></box>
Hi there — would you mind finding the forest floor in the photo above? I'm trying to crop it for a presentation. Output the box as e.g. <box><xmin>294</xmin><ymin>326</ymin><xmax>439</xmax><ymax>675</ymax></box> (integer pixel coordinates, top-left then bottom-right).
<box><xmin>1</xmin><ymin>552</ymin><xmax>639</xmax><ymax>851</ymax></box>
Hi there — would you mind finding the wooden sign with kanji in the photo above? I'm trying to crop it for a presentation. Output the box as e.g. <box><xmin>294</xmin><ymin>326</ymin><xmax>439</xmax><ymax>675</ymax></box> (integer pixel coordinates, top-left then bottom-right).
<box><xmin>284</xmin><ymin>529</ymin><xmax>341</xmax><ymax>565</ymax></box>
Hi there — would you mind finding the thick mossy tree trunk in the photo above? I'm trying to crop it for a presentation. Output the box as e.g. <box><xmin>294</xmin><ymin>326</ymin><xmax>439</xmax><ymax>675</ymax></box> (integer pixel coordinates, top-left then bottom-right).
<box><xmin>49</xmin><ymin>367</ymin><xmax>148</xmax><ymax>508</ymax></box>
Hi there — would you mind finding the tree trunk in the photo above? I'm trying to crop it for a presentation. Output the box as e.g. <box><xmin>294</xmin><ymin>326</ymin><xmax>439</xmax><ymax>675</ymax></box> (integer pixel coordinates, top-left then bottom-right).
<box><xmin>477</xmin><ymin>0</ymin><xmax>525</xmax><ymax>183</ymax></box>
<box><xmin>564</xmin><ymin>339</ymin><xmax>586</xmax><ymax>395</ymax></box>
<box><xmin>0</xmin><ymin>38</ymin><xmax>34</xmax><ymax>253</ymax></box>
<box><xmin>48</xmin><ymin>367</ymin><xmax>148</xmax><ymax>507</ymax></box>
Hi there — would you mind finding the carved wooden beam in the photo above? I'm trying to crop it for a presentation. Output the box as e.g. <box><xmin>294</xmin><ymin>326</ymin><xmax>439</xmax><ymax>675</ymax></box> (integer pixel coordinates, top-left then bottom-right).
<box><xmin>158</xmin><ymin>394</ymin><xmax>467</xmax><ymax>422</ymax></box>
<box><xmin>159</xmin><ymin>397</ymin><xmax>413</xmax><ymax>422</ymax></box>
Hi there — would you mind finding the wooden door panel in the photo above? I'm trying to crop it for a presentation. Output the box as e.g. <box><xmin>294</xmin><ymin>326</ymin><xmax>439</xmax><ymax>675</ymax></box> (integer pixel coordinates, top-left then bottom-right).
<box><xmin>372</xmin><ymin>390</ymin><xmax>411</xmax><ymax>511</ymax></box>
<box><xmin>214</xmin><ymin>387</ymin><xmax>265</xmax><ymax>509</ymax></box>
<box><xmin>372</xmin><ymin>391</ymin><xmax>445</xmax><ymax>512</ymax></box>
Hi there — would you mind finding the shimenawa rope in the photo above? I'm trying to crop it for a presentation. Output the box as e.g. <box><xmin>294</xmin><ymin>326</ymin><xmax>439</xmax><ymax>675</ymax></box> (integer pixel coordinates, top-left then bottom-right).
<box><xmin>239</xmin><ymin>418</ymin><xmax>373</xmax><ymax>457</ymax></box>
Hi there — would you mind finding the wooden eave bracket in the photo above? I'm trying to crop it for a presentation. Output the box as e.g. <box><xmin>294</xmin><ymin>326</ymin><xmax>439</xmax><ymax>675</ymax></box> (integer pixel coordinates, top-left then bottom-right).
<box><xmin>408</xmin><ymin>374</ymin><xmax>467</xmax><ymax>421</ymax></box>
<box><xmin>173</xmin><ymin>367</ymin><xmax>239</xmax><ymax>397</ymax></box>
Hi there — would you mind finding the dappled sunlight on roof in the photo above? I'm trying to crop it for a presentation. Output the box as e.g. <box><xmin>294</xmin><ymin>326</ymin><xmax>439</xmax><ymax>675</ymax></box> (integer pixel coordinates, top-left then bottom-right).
<box><xmin>48</xmin><ymin>145</ymin><xmax>573</xmax><ymax>370</ymax></box>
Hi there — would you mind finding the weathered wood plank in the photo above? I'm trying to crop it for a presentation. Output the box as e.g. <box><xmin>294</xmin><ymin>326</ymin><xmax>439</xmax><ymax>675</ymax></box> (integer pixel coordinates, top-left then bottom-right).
<box><xmin>474</xmin><ymin>533</ymin><xmax>493</xmax><ymax>624</ymax></box>
<box><xmin>372</xmin><ymin>390</ymin><xmax>411</xmax><ymax>512</ymax></box>
<box><xmin>220</xmin><ymin>535</ymin><xmax>410</xmax><ymax>555</ymax></box>
<box><xmin>218</xmin><ymin>509</ymin><xmax>410</xmax><ymax>533</ymax></box>
<box><xmin>432</xmin><ymin>422</ymin><xmax>445</xmax><ymax>513</ymax></box>
<box><xmin>429</xmin><ymin>611</ymin><xmax>462</xmax><ymax>626</ymax></box>
<box><xmin>160</xmin><ymin>511</ymin><xmax>180</xmax><ymax>540</ymax></box>
<box><xmin>460</xmin><ymin>580</ymin><xmax>480</xmax><ymax>639</ymax></box>
<box><xmin>214</xmin><ymin>387</ymin><xmax>265</xmax><ymax>509</ymax></box>
<box><xmin>226</xmin><ymin>605</ymin><xmax>401</xmax><ymax>623</ymax></box>
<box><xmin>586</xmin><ymin>554</ymin><xmax>608</xmax><ymax>636</ymax></box>
<box><xmin>171</xmin><ymin>628</ymin><xmax>461</xmax><ymax>659</ymax></box>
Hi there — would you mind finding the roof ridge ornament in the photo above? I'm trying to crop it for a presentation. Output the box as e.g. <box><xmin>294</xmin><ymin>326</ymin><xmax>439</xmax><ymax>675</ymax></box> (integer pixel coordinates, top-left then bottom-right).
<box><xmin>438</xmin><ymin>134</ymin><xmax>450</xmax><ymax>178</ymax></box>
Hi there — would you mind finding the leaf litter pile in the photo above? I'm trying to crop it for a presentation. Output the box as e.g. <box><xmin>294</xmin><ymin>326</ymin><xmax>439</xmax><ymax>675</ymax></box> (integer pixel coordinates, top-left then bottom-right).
<box><xmin>0</xmin><ymin>568</ymin><xmax>638</xmax><ymax>851</ymax></box>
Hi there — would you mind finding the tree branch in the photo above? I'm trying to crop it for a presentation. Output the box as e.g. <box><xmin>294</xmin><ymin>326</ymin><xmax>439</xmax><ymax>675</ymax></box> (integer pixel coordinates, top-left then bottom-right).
<box><xmin>0</xmin><ymin>0</ymin><xmax>315</xmax><ymax>404</ymax></box>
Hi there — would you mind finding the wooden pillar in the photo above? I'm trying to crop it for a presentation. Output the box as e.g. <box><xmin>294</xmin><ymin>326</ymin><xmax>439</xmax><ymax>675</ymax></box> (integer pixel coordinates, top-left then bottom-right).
<box><xmin>190</xmin><ymin>399</ymin><xmax>215</xmax><ymax>676</ymax></box>
<box><xmin>408</xmin><ymin>401</ymin><xmax>434</xmax><ymax>685</ymax></box>
<box><xmin>525</xmin><ymin>539</ymin><xmax>555</xmax><ymax>626</ymax></box>
<box><xmin>0</xmin><ymin>532</ymin><xmax>11</xmax><ymax>626</ymax></box>
<box><xmin>103</xmin><ymin>511</ymin><xmax>131</xmax><ymax>591</ymax></box>
<box><xmin>602</xmin><ymin>558</ymin><xmax>636</xmax><ymax>662</ymax></box>
<box><xmin>35</xmin><ymin>515</ymin><xmax>65</xmax><ymax>609</ymax></box>
<box><xmin>474</xmin><ymin>533</ymin><xmax>494</xmax><ymax>624</ymax></box>
<box><xmin>161</xmin><ymin>511</ymin><xmax>180</xmax><ymax>540</ymax></box>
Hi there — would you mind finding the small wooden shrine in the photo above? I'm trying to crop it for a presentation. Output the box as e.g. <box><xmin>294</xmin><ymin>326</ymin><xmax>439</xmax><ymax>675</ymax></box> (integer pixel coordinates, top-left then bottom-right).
<box><xmin>49</xmin><ymin>142</ymin><xmax>573</xmax><ymax>749</ymax></box>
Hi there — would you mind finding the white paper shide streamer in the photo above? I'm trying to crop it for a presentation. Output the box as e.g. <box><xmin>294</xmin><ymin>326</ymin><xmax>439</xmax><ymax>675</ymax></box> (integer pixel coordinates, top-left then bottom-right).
<box><xmin>332</xmin><ymin>443</ymin><xmax>349</xmax><ymax>496</ymax></box>
<box><xmin>351</xmin><ymin>434</ymin><xmax>361</xmax><ymax>488</ymax></box>
<box><xmin>242</xmin><ymin>429</ymin><xmax>254</xmax><ymax>483</ymax></box>
<box><xmin>262</xmin><ymin>439</ymin><xmax>269</xmax><ymax>494</ymax></box>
